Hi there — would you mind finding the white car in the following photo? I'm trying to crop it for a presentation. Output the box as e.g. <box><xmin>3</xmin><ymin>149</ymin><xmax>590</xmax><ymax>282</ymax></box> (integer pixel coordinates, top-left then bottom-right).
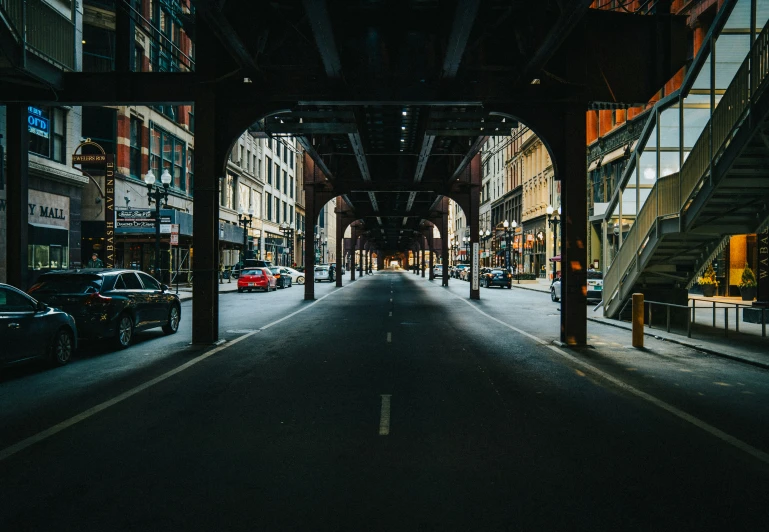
<box><xmin>282</xmin><ymin>267</ymin><xmax>305</xmax><ymax>285</ymax></box>
<box><xmin>433</xmin><ymin>264</ymin><xmax>444</xmax><ymax>277</ymax></box>
<box><xmin>314</xmin><ymin>264</ymin><xmax>336</xmax><ymax>282</ymax></box>
<box><xmin>551</xmin><ymin>270</ymin><xmax>603</xmax><ymax>302</ymax></box>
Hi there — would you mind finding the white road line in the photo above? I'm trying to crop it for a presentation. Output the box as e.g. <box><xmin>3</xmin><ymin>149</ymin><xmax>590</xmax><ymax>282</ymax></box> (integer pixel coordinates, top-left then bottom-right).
<box><xmin>389</xmin><ymin>312</ymin><xmax>392</xmax><ymax>317</ymax></box>
<box><xmin>0</xmin><ymin>289</ymin><xmax>343</xmax><ymax>463</ymax></box>
<box><xmin>450</xmin><ymin>292</ymin><xmax>769</xmax><ymax>466</ymax></box>
<box><xmin>379</xmin><ymin>394</ymin><xmax>392</xmax><ymax>435</ymax></box>
<box><xmin>387</xmin><ymin>332</ymin><xmax>392</xmax><ymax>343</ymax></box>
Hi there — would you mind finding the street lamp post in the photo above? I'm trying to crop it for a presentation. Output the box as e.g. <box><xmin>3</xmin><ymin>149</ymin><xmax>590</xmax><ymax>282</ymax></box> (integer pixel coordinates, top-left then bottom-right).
<box><xmin>479</xmin><ymin>229</ymin><xmax>491</xmax><ymax>267</ymax></box>
<box><xmin>503</xmin><ymin>220</ymin><xmax>512</xmax><ymax>273</ymax></box>
<box><xmin>296</xmin><ymin>229</ymin><xmax>305</xmax><ymax>267</ymax></box>
<box><xmin>451</xmin><ymin>238</ymin><xmax>459</xmax><ymax>265</ymax></box>
<box><xmin>462</xmin><ymin>236</ymin><xmax>469</xmax><ymax>263</ymax></box>
<box><xmin>546</xmin><ymin>205</ymin><xmax>561</xmax><ymax>281</ymax></box>
<box><xmin>144</xmin><ymin>168</ymin><xmax>172</xmax><ymax>281</ymax></box>
<box><xmin>279</xmin><ymin>221</ymin><xmax>295</xmax><ymax>266</ymax></box>
<box><xmin>238</xmin><ymin>208</ymin><xmax>254</xmax><ymax>268</ymax></box>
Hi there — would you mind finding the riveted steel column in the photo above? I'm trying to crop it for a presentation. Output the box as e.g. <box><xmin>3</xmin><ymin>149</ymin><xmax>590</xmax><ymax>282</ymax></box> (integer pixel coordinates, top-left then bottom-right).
<box><xmin>429</xmin><ymin>241</ymin><xmax>435</xmax><ymax>280</ymax></box>
<box><xmin>303</xmin><ymin>160</ymin><xmax>317</xmax><ymax>299</ymax></box>
<box><xmin>191</xmin><ymin>85</ymin><xmax>220</xmax><ymax>343</ymax></box>
<box><xmin>441</xmin><ymin>197</ymin><xmax>450</xmax><ymax>286</ymax></box>
<box><xmin>335</xmin><ymin>197</ymin><xmax>343</xmax><ymax>287</ymax></box>
<box><xmin>561</xmin><ymin>109</ymin><xmax>588</xmax><ymax>345</ymax></box>
<box><xmin>6</xmin><ymin>103</ymin><xmax>29</xmax><ymax>289</ymax></box>
<box><xmin>350</xmin><ymin>229</ymin><xmax>357</xmax><ymax>281</ymax></box>
<box><xmin>469</xmin><ymin>154</ymin><xmax>481</xmax><ymax>300</ymax></box>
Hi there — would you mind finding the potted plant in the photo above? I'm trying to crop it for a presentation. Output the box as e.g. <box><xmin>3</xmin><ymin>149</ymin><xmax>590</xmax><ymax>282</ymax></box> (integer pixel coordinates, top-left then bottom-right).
<box><xmin>739</xmin><ymin>263</ymin><xmax>757</xmax><ymax>301</ymax></box>
<box><xmin>698</xmin><ymin>263</ymin><xmax>718</xmax><ymax>297</ymax></box>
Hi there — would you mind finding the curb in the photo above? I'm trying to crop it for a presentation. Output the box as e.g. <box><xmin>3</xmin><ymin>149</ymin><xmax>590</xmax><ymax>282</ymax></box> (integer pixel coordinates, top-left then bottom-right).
<box><xmin>586</xmin><ymin>317</ymin><xmax>769</xmax><ymax>371</ymax></box>
<box><xmin>510</xmin><ymin>283</ymin><xmax>550</xmax><ymax>295</ymax></box>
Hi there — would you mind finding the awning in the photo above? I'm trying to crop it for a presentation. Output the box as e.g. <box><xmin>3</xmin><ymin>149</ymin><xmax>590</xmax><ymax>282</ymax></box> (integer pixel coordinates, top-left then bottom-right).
<box><xmin>549</xmin><ymin>255</ymin><xmax>561</xmax><ymax>262</ymax></box>
<box><xmin>602</xmin><ymin>144</ymin><xmax>630</xmax><ymax>166</ymax></box>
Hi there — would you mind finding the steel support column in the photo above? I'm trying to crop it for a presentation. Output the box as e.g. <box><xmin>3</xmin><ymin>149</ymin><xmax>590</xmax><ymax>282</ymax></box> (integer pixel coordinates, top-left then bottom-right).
<box><xmin>441</xmin><ymin>197</ymin><xmax>450</xmax><ymax>286</ymax></box>
<box><xmin>469</xmin><ymin>154</ymin><xmax>481</xmax><ymax>300</ymax></box>
<box><xmin>350</xmin><ymin>229</ymin><xmax>357</xmax><ymax>281</ymax></box>
<box><xmin>6</xmin><ymin>103</ymin><xmax>29</xmax><ymax>289</ymax></box>
<box><xmin>303</xmin><ymin>189</ymin><xmax>316</xmax><ymax>300</ymax></box>
<box><xmin>335</xmin><ymin>197</ymin><xmax>343</xmax><ymax>287</ymax></box>
<box><xmin>560</xmin><ymin>109</ymin><xmax>588</xmax><ymax>345</ymax></box>
<box><xmin>429</xmin><ymin>240</ymin><xmax>435</xmax><ymax>280</ymax></box>
<box><xmin>115</xmin><ymin>2</ymin><xmax>135</xmax><ymax>73</ymax></box>
<box><xmin>421</xmin><ymin>245</ymin><xmax>426</xmax><ymax>277</ymax></box>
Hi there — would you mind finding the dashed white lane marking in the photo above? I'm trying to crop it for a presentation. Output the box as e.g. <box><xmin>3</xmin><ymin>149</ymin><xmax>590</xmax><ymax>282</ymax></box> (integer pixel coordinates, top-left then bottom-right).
<box><xmin>387</xmin><ymin>332</ymin><xmax>392</xmax><ymax>343</ymax></box>
<box><xmin>449</xmin><ymin>292</ymin><xmax>769</xmax><ymax>466</ymax></box>
<box><xmin>0</xmin><ymin>289</ymin><xmax>343</xmax><ymax>463</ymax></box>
<box><xmin>389</xmin><ymin>312</ymin><xmax>392</xmax><ymax>317</ymax></box>
<box><xmin>379</xmin><ymin>394</ymin><xmax>392</xmax><ymax>435</ymax></box>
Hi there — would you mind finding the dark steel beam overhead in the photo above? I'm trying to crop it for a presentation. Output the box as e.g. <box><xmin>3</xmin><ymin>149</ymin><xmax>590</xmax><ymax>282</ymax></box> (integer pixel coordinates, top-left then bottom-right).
<box><xmin>303</xmin><ymin>0</ymin><xmax>344</xmax><ymax>78</ymax></box>
<box><xmin>441</xmin><ymin>0</ymin><xmax>481</xmax><ymax>79</ymax></box>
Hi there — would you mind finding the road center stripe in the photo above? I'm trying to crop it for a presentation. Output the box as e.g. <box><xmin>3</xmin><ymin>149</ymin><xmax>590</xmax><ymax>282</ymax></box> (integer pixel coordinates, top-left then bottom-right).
<box><xmin>379</xmin><ymin>394</ymin><xmax>392</xmax><ymax>435</ymax></box>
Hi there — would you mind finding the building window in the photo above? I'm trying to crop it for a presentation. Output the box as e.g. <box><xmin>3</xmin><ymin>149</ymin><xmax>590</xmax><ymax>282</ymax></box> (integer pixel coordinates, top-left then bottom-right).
<box><xmin>290</xmin><ymin>152</ymin><xmax>294</xmax><ymax>169</ymax></box>
<box><xmin>283</xmin><ymin>170</ymin><xmax>287</xmax><ymax>193</ymax></box>
<box><xmin>276</xmin><ymin>142</ymin><xmax>281</xmax><ymax>159</ymax></box>
<box><xmin>187</xmin><ymin>149</ymin><xmax>194</xmax><ymax>197</ymax></box>
<box><xmin>275</xmin><ymin>164</ymin><xmax>280</xmax><ymax>189</ymax></box>
<box><xmin>283</xmin><ymin>201</ymin><xmax>287</xmax><ymax>222</ymax></box>
<box><xmin>28</xmin><ymin>106</ymin><xmax>66</xmax><ymax>163</ymax></box>
<box><xmin>290</xmin><ymin>174</ymin><xmax>294</xmax><ymax>198</ymax></box>
<box><xmin>266</xmin><ymin>193</ymin><xmax>272</xmax><ymax>220</ymax></box>
<box><xmin>130</xmin><ymin>117</ymin><xmax>142</xmax><ymax>179</ymax></box>
<box><xmin>275</xmin><ymin>197</ymin><xmax>280</xmax><ymax>223</ymax></box>
<box><xmin>150</xmin><ymin>123</ymin><xmax>186</xmax><ymax>191</ymax></box>
<box><xmin>266</xmin><ymin>157</ymin><xmax>272</xmax><ymax>184</ymax></box>
<box><xmin>283</xmin><ymin>145</ymin><xmax>288</xmax><ymax>164</ymax></box>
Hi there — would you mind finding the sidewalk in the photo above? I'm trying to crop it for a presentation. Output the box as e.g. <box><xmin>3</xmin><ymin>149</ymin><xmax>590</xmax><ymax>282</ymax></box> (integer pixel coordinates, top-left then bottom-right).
<box><xmin>508</xmin><ymin>277</ymin><xmax>769</xmax><ymax>369</ymax></box>
<box><xmin>172</xmin><ymin>280</ymin><xmax>241</xmax><ymax>302</ymax></box>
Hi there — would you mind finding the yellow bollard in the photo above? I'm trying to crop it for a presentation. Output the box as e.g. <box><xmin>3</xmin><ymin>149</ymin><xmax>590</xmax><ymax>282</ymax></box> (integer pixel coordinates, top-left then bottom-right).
<box><xmin>632</xmin><ymin>293</ymin><xmax>644</xmax><ymax>348</ymax></box>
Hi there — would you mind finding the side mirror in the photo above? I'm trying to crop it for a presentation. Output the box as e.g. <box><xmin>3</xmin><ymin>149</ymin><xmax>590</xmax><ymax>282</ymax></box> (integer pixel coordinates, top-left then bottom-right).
<box><xmin>36</xmin><ymin>301</ymin><xmax>48</xmax><ymax>312</ymax></box>
<box><xmin>161</xmin><ymin>284</ymin><xmax>169</xmax><ymax>292</ymax></box>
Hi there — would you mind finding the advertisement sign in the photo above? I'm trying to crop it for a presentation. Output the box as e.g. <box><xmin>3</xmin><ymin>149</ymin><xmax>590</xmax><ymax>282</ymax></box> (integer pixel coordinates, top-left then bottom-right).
<box><xmin>116</xmin><ymin>209</ymin><xmax>171</xmax><ymax>229</ymax></box>
<box><xmin>472</xmin><ymin>242</ymin><xmax>480</xmax><ymax>291</ymax></box>
<box><xmin>758</xmin><ymin>225</ymin><xmax>769</xmax><ymax>303</ymax></box>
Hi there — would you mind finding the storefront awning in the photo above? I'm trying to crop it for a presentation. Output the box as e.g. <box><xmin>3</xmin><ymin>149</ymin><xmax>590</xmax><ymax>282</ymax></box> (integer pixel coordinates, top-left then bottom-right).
<box><xmin>549</xmin><ymin>255</ymin><xmax>561</xmax><ymax>262</ymax></box>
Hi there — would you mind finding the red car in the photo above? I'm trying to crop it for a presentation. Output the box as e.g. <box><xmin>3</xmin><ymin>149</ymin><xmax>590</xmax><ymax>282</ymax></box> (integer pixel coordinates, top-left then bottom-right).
<box><xmin>237</xmin><ymin>268</ymin><xmax>276</xmax><ymax>293</ymax></box>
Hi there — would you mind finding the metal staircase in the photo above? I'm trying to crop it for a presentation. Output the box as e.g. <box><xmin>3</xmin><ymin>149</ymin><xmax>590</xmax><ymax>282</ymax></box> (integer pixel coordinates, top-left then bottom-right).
<box><xmin>603</xmin><ymin>0</ymin><xmax>769</xmax><ymax>318</ymax></box>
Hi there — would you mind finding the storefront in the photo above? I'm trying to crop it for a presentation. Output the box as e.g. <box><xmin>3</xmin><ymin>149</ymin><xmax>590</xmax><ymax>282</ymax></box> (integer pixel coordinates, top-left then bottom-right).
<box><xmin>1</xmin><ymin>187</ymin><xmax>81</xmax><ymax>285</ymax></box>
<box><xmin>522</xmin><ymin>218</ymin><xmax>547</xmax><ymax>276</ymax></box>
<box><xmin>112</xmin><ymin>208</ymin><xmax>193</xmax><ymax>284</ymax></box>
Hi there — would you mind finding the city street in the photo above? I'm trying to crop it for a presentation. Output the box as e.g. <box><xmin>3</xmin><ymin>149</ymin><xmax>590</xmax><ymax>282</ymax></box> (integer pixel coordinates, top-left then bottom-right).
<box><xmin>1</xmin><ymin>269</ymin><xmax>768</xmax><ymax>531</ymax></box>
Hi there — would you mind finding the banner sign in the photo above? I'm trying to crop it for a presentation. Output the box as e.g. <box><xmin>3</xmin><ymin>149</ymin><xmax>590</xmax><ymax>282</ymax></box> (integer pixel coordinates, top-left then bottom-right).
<box><xmin>472</xmin><ymin>242</ymin><xmax>480</xmax><ymax>291</ymax></box>
<box><xmin>758</xmin><ymin>225</ymin><xmax>769</xmax><ymax>304</ymax></box>
<box><xmin>116</xmin><ymin>209</ymin><xmax>171</xmax><ymax>229</ymax></box>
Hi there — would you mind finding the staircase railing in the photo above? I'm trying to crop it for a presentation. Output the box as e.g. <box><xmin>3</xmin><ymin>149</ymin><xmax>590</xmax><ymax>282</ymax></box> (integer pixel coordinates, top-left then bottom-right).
<box><xmin>0</xmin><ymin>0</ymin><xmax>75</xmax><ymax>71</ymax></box>
<box><xmin>604</xmin><ymin>16</ymin><xmax>769</xmax><ymax>314</ymax></box>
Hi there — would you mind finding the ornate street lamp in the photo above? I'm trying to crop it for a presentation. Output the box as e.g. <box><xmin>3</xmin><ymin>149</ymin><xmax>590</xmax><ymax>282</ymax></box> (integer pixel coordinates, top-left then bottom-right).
<box><xmin>279</xmin><ymin>221</ymin><xmax>295</xmax><ymax>266</ymax></box>
<box><xmin>296</xmin><ymin>229</ymin><xmax>305</xmax><ymax>267</ymax></box>
<box><xmin>144</xmin><ymin>168</ymin><xmax>172</xmax><ymax>281</ymax></box>
<box><xmin>503</xmin><ymin>220</ymin><xmax>512</xmax><ymax>272</ymax></box>
<box><xmin>547</xmin><ymin>204</ymin><xmax>561</xmax><ymax>281</ymax></box>
<box><xmin>451</xmin><ymin>237</ymin><xmax>459</xmax><ymax>265</ymax></box>
<box><xmin>462</xmin><ymin>236</ymin><xmax>469</xmax><ymax>263</ymax></box>
<box><xmin>238</xmin><ymin>208</ymin><xmax>254</xmax><ymax>268</ymax></box>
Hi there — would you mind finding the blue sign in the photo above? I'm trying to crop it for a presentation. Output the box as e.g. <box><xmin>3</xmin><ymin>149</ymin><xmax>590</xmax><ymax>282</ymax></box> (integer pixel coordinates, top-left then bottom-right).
<box><xmin>27</xmin><ymin>106</ymin><xmax>49</xmax><ymax>138</ymax></box>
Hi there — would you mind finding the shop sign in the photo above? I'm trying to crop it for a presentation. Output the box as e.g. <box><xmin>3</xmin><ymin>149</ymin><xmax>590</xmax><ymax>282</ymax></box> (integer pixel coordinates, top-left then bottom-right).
<box><xmin>116</xmin><ymin>209</ymin><xmax>171</xmax><ymax>229</ymax></box>
<box><xmin>0</xmin><ymin>190</ymin><xmax>70</xmax><ymax>229</ymax></box>
<box><xmin>72</xmin><ymin>139</ymin><xmax>114</xmax><ymax>268</ymax></box>
<box><xmin>27</xmin><ymin>106</ymin><xmax>49</xmax><ymax>138</ymax></box>
<box><xmin>759</xmin><ymin>225</ymin><xmax>769</xmax><ymax>303</ymax></box>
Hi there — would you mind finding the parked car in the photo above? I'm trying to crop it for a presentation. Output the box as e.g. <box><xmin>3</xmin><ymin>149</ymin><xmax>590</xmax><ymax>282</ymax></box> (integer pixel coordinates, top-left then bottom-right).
<box><xmin>459</xmin><ymin>265</ymin><xmax>473</xmax><ymax>281</ymax></box>
<box><xmin>453</xmin><ymin>264</ymin><xmax>470</xmax><ymax>279</ymax></box>
<box><xmin>433</xmin><ymin>264</ymin><xmax>444</xmax><ymax>277</ymax></box>
<box><xmin>28</xmin><ymin>269</ymin><xmax>181</xmax><ymax>349</ymax></box>
<box><xmin>269</xmin><ymin>267</ymin><xmax>293</xmax><ymax>288</ymax></box>
<box><xmin>282</xmin><ymin>267</ymin><xmax>305</xmax><ymax>285</ymax></box>
<box><xmin>231</xmin><ymin>259</ymin><xmax>274</xmax><ymax>278</ymax></box>
<box><xmin>551</xmin><ymin>270</ymin><xmax>603</xmax><ymax>302</ymax></box>
<box><xmin>314</xmin><ymin>264</ymin><xmax>335</xmax><ymax>282</ymax></box>
<box><xmin>0</xmin><ymin>283</ymin><xmax>78</xmax><ymax>367</ymax></box>
<box><xmin>480</xmin><ymin>269</ymin><xmax>512</xmax><ymax>289</ymax></box>
<box><xmin>237</xmin><ymin>268</ymin><xmax>276</xmax><ymax>292</ymax></box>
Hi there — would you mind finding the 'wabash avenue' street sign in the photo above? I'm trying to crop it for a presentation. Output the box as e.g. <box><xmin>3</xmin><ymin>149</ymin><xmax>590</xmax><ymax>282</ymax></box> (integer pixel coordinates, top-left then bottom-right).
<box><xmin>72</xmin><ymin>139</ymin><xmax>114</xmax><ymax>268</ymax></box>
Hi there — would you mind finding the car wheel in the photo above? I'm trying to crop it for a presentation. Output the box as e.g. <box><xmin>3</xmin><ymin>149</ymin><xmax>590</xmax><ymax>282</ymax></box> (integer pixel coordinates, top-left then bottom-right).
<box><xmin>248</xmin><ymin>289</ymin><xmax>253</xmax><ymax>293</ymax></box>
<box><xmin>551</xmin><ymin>288</ymin><xmax>559</xmax><ymax>302</ymax></box>
<box><xmin>237</xmin><ymin>288</ymin><xmax>243</xmax><ymax>293</ymax></box>
<box><xmin>162</xmin><ymin>305</ymin><xmax>181</xmax><ymax>335</ymax></box>
<box><xmin>115</xmin><ymin>313</ymin><xmax>134</xmax><ymax>349</ymax></box>
<box><xmin>50</xmin><ymin>327</ymin><xmax>74</xmax><ymax>366</ymax></box>
<box><xmin>506</xmin><ymin>284</ymin><xmax>511</xmax><ymax>289</ymax></box>
<box><xmin>297</xmin><ymin>276</ymin><xmax>305</xmax><ymax>284</ymax></box>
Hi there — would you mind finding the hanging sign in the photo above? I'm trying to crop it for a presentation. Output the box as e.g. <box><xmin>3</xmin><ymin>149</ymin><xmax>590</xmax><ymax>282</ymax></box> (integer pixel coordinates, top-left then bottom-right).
<box><xmin>472</xmin><ymin>242</ymin><xmax>480</xmax><ymax>291</ymax></box>
<box><xmin>72</xmin><ymin>139</ymin><xmax>114</xmax><ymax>268</ymax></box>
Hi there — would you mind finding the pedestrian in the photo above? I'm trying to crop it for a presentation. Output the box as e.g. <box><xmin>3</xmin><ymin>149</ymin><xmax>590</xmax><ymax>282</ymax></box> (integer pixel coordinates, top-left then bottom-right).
<box><xmin>87</xmin><ymin>253</ymin><xmax>104</xmax><ymax>268</ymax></box>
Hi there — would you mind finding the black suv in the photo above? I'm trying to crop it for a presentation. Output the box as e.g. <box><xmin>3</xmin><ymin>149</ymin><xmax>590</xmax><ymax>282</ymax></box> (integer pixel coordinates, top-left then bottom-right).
<box><xmin>231</xmin><ymin>259</ymin><xmax>274</xmax><ymax>278</ymax></box>
<box><xmin>28</xmin><ymin>269</ymin><xmax>181</xmax><ymax>349</ymax></box>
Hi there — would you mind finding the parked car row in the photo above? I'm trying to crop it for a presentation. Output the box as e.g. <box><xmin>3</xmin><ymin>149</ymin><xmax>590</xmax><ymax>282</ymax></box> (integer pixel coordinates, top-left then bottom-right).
<box><xmin>237</xmin><ymin>266</ymin><xmax>299</xmax><ymax>292</ymax></box>
<box><xmin>0</xmin><ymin>268</ymin><xmax>184</xmax><ymax>372</ymax></box>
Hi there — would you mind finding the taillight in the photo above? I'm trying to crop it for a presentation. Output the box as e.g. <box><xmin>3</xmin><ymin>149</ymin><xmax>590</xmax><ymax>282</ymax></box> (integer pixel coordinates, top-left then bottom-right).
<box><xmin>86</xmin><ymin>292</ymin><xmax>112</xmax><ymax>306</ymax></box>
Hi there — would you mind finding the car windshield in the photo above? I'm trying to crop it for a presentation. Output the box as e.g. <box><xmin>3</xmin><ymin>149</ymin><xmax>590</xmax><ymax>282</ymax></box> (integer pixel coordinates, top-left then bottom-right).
<box><xmin>269</xmin><ymin>267</ymin><xmax>280</xmax><ymax>274</ymax></box>
<box><xmin>588</xmin><ymin>270</ymin><xmax>603</xmax><ymax>279</ymax></box>
<box><xmin>242</xmin><ymin>269</ymin><xmax>262</xmax><ymax>276</ymax></box>
<box><xmin>29</xmin><ymin>275</ymin><xmax>102</xmax><ymax>295</ymax></box>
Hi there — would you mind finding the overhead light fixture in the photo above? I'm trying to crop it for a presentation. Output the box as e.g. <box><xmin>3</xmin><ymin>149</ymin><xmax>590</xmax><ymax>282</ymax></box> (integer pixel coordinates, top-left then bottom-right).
<box><xmin>243</xmin><ymin>77</ymin><xmax>253</xmax><ymax>84</ymax></box>
<box><xmin>531</xmin><ymin>79</ymin><xmax>540</xmax><ymax>85</ymax></box>
<box><xmin>402</xmin><ymin>110</ymin><xmax>407</xmax><ymax>116</ymax></box>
